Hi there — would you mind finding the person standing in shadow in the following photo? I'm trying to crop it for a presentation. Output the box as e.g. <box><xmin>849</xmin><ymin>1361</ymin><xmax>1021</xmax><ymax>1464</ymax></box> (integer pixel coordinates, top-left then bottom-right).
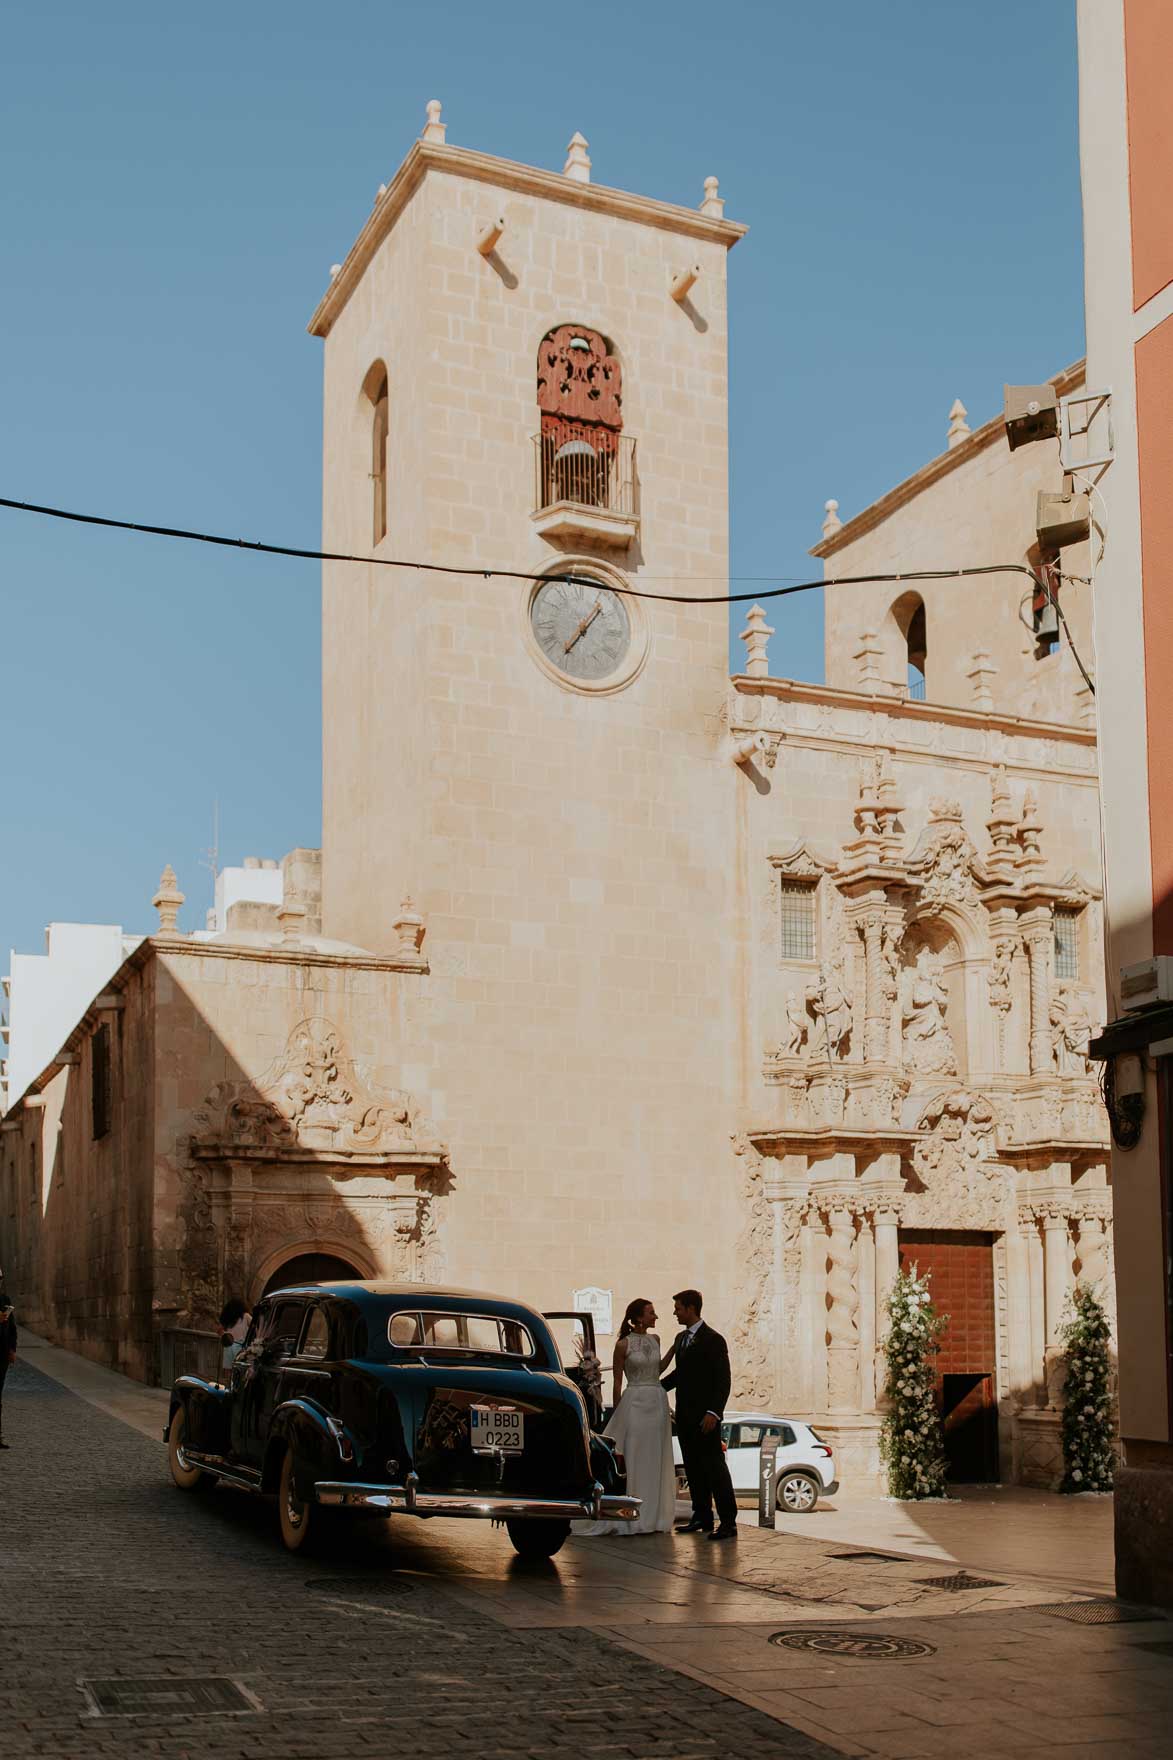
<box><xmin>661</xmin><ymin>1288</ymin><xmax>738</xmax><ymax>1541</ymax></box>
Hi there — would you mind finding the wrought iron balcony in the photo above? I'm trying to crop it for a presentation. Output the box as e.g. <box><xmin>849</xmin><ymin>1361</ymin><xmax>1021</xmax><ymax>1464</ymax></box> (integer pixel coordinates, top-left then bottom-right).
<box><xmin>531</xmin><ymin>432</ymin><xmax>639</xmax><ymax>547</ymax></box>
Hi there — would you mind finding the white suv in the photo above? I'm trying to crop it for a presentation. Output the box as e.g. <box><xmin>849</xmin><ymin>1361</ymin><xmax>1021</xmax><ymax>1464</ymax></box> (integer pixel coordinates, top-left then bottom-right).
<box><xmin>673</xmin><ymin>1411</ymin><xmax>838</xmax><ymax>1513</ymax></box>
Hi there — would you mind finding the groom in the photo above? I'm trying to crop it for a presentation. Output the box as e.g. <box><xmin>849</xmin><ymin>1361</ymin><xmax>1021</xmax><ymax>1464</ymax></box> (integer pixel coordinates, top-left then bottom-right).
<box><xmin>661</xmin><ymin>1289</ymin><xmax>738</xmax><ymax>1541</ymax></box>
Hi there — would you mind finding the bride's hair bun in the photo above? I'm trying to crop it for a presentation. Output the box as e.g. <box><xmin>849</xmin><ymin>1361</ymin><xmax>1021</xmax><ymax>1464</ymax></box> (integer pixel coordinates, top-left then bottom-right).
<box><xmin>619</xmin><ymin>1297</ymin><xmax>653</xmax><ymax>1340</ymax></box>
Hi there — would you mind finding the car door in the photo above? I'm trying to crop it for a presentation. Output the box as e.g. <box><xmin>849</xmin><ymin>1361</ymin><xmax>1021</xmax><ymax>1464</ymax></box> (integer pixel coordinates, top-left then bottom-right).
<box><xmin>282</xmin><ymin>1304</ymin><xmax>334</xmax><ymax>1412</ymax></box>
<box><xmin>543</xmin><ymin>1311</ymin><xmax>602</xmax><ymax>1426</ymax></box>
<box><xmin>723</xmin><ymin>1422</ymin><xmax>760</xmax><ymax>1491</ymax></box>
<box><xmin>232</xmin><ymin>1297</ymin><xmax>305</xmax><ymax>1465</ymax></box>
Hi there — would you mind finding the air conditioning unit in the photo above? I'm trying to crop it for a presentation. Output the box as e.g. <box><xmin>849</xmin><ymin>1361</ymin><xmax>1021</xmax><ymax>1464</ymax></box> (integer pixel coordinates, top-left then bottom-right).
<box><xmin>1119</xmin><ymin>956</ymin><xmax>1173</xmax><ymax>1011</ymax></box>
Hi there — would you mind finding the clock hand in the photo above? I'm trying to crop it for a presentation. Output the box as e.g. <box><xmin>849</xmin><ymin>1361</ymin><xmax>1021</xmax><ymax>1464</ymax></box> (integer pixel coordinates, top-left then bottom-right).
<box><xmin>564</xmin><ymin>599</ymin><xmax>604</xmax><ymax>653</ymax></box>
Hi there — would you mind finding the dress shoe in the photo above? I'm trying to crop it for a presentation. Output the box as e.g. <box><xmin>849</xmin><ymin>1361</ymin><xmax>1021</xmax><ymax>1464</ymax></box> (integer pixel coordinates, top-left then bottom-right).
<box><xmin>707</xmin><ymin>1525</ymin><xmax>738</xmax><ymax>1542</ymax></box>
<box><xmin>676</xmin><ymin>1516</ymin><xmax>713</xmax><ymax>1533</ymax></box>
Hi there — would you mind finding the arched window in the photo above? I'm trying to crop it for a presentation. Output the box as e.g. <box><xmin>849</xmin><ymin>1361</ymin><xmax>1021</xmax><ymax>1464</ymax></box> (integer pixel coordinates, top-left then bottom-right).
<box><xmin>363</xmin><ymin>364</ymin><xmax>389</xmax><ymax>545</ymax></box>
<box><xmin>891</xmin><ymin>592</ymin><xmax>927</xmax><ymax>700</ymax></box>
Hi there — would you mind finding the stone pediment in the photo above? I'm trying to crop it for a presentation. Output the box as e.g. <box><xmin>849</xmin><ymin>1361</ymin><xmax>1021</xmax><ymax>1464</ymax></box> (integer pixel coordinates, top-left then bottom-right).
<box><xmin>767</xmin><ymin>839</ymin><xmax>839</xmax><ymax>878</ymax></box>
<box><xmin>190</xmin><ymin>1016</ymin><xmax>448</xmax><ymax>1166</ymax></box>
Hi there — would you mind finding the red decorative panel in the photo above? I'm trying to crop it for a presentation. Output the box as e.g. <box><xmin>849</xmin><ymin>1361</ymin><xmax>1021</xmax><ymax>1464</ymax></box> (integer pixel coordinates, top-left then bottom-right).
<box><xmin>537</xmin><ymin>325</ymin><xmax>622</xmax><ymax>453</ymax></box>
<box><xmin>899</xmin><ymin>1230</ymin><xmax>996</xmax><ymax>1377</ymax></box>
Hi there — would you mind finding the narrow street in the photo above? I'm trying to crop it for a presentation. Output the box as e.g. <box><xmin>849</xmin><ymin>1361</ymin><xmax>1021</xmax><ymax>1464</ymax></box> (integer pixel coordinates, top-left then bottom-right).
<box><xmin>3</xmin><ymin>1345</ymin><xmax>1171</xmax><ymax>1760</ymax></box>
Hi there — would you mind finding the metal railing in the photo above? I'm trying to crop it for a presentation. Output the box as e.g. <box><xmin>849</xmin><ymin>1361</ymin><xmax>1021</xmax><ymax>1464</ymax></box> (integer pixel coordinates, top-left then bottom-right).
<box><xmin>533</xmin><ymin>432</ymin><xmax>638</xmax><ymax>518</ymax></box>
<box><xmin>158</xmin><ymin>1327</ymin><xmax>222</xmax><ymax>1388</ymax></box>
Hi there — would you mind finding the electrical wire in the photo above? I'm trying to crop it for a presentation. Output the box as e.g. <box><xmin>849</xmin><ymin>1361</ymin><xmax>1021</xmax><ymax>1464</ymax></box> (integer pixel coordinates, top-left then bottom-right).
<box><xmin>0</xmin><ymin>492</ymin><xmax>1047</xmax><ymax>608</ymax></box>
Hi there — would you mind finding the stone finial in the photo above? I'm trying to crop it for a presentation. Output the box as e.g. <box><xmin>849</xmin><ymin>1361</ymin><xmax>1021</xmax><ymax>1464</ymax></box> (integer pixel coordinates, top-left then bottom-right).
<box><xmin>854</xmin><ymin>628</ymin><xmax>884</xmax><ymax>689</ymax></box>
<box><xmin>422</xmin><ymin>99</ymin><xmax>446</xmax><ymax>143</ymax></box>
<box><xmin>1018</xmin><ymin>787</ymin><xmax>1044</xmax><ymax>871</ymax></box>
<box><xmin>700</xmin><ymin>175</ymin><xmax>724</xmax><ymax>218</ymax></box>
<box><xmin>822</xmin><ymin>498</ymin><xmax>843</xmax><ymax>540</ymax></box>
<box><xmin>966</xmin><ymin>647</ymin><xmax>998</xmax><ymax>711</ymax></box>
<box><xmin>329</xmin><ymin>264</ymin><xmax>342</xmax><ymax>280</ymax></box>
<box><xmin>947</xmin><ymin>398</ymin><xmax>971</xmax><ymax>449</ymax></box>
<box><xmin>738</xmin><ymin>603</ymin><xmax>775</xmax><ymax>678</ymax></box>
<box><xmin>563</xmin><ymin>131</ymin><xmax>591</xmax><ymax>183</ymax></box>
<box><xmin>987</xmin><ymin>764</ymin><xmax>1020</xmax><ymax>875</ymax></box>
<box><xmin>152</xmin><ymin>865</ymin><xmax>185</xmax><ymax>937</ymax></box>
<box><xmin>394</xmin><ymin>896</ymin><xmax>426</xmax><ymax>960</ymax></box>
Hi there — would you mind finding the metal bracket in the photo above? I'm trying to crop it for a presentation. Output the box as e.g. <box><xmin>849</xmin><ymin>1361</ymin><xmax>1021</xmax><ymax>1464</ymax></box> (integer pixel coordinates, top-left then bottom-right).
<box><xmin>1059</xmin><ymin>388</ymin><xmax>1113</xmax><ymax>472</ymax></box>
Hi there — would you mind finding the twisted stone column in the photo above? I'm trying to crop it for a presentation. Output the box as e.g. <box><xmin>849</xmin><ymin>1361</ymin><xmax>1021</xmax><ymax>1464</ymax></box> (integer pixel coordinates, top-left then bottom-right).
<box><xmin>1042</xmin><ymin>1205</ymin><xmax>1073</xmax><ymax>1407</ymax></box>
<box><xmin>861</xmin><ymin>911</ymin><xmax>887</xmax><ymax>1065</ymax></box>
<box><xmin>873</xmin><ymin>1202</ymin><xmax>901</xmax><ymax>1405</ymax></box>
<box><xmin>825</xmin><ymin>1204</ymin><xmax>860</xmax><ymax>1412</ymax></box>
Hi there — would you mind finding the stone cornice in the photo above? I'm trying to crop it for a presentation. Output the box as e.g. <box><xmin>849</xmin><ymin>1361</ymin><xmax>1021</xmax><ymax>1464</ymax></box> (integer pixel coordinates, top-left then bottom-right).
<box><xmin>730</xmin><ymin>675</ymin><xmax>1096</xmax><ymax>752</ymax></box>
<box><xmin>809</xmin><ymin>359</ymin><xmax>1086</xmax><ymax>558</ymax></box>
<box><xmin>308</xmin><ymin>142</ymin><xmax>748</xmax><ymax>339</ymax></box>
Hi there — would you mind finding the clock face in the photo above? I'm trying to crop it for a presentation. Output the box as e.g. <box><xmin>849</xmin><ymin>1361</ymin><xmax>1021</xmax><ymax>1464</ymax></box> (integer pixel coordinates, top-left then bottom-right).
<box><xmin>530</xmin><ymin>577</ymin><xmax>631</xmax><ymax>682</ymax></box>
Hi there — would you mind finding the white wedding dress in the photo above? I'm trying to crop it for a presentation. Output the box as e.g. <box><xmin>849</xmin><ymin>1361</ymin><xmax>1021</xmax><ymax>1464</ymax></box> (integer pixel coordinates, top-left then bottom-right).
<box><xmin>572</xmin><ymin>1330</ymin><xmax>676</xmax><ymax>1537</ymax></box>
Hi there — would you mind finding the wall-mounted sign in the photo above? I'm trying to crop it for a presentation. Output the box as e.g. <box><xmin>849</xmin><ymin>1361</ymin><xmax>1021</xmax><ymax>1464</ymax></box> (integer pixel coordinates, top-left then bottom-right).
<box><xmin>572</xmin><ymin>1286</ymin><xmax>613</xmax><ymax>1337</ymax></box>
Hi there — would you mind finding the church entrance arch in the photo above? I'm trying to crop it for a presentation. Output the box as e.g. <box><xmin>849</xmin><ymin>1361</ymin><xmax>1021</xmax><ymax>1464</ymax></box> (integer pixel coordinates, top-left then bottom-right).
<box><xmin>259</xmin><ymin>1250</ymin><xmax>367</xmax><ymax>1298</ymax></box>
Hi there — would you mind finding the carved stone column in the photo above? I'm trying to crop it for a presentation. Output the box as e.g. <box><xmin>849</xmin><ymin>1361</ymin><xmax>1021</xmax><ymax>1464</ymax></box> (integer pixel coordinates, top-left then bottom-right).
<box><xmin>873</xmin><ymin>1202</ymin><xmax>901</xmax><ymax>1403</ymax></box>
<box><xmin>824</xmin><ymin>1203</ymin><xmax>860</xmax><ymax>1413</ymax></box>
<box><xmin>1022</xmin><ymin>907</ymin><xmax>1056</xmax><ymax>1076</ymax></box>
<box><xmin>860</xmin><ymin>910</ymin><xmax>887</xmax><ymax>1065</ymax></box>
<box><xmin>1076</xmin><ymin>1213</ymin><xmax>1111</xmax><ymax>1296</ymax></box>
<box><xmin>1042</xmin><ymin>1204</ymin><xmax>1073</xmax><ymax>1406</ymax></box>
<box><xmin>1021</xmin><ymin>1206</ymin><xmax>1046</xmax><ymax>1407</ymax></box>
<box><xmin>857</xmin><ymin>1210</ymin><xmax>877</xmax><ymax>1410</ymax></box>
<box><xmin>1006</xmin><ymin>1208</ymin><xmax>1034</xmax><ymax>1408</ymax></box>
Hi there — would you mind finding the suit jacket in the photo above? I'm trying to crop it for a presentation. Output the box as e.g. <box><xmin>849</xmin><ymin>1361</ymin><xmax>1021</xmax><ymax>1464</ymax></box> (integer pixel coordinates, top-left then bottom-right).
<box><xmin>0</xmin><ymin>1303</ymin><xmax>16</xmax><ymax>1359</ymax></box>
<box><xmin>661</xmin><ymin>1322</ymin><xmax>731</xmax><ymax>1426</ymax></box>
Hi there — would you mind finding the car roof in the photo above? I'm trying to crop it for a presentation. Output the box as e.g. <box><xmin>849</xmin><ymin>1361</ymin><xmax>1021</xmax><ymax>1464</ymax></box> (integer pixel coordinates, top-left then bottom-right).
<box><xmin>260</xmin><ymin>1280</ymin><xmax>551</xmax><ymax>1329</ymax></box>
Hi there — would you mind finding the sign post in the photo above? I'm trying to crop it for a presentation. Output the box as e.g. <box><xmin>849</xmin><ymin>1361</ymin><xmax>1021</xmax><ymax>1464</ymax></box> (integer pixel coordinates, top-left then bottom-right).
<box><xmin>758</xmin><ymin>1431</ymin><xmax>781</xmax><ymax>1528</ymax></box>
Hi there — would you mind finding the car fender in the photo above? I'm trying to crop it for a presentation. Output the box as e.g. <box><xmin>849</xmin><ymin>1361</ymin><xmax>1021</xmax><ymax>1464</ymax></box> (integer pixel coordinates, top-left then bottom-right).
<box><xmin>167</xmin><ymin>1376</ymin><xmax>230</xmax><ymax>1454</ymax></box>
<box><xmin>265</xmin><ymin>1398</ymin><xmax>350</xmax><ymax>1499</ymax></box>
<box><xmin>589</xmin><ymin>1433</ymin><xmax>625</xmax><ymax>1494</ymax></box>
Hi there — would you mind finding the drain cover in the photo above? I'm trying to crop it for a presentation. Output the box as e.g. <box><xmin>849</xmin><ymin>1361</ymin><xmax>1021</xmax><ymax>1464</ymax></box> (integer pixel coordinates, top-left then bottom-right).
<box><xmin>81</xmin><ymin>1678</ymin><xmax>260</xmax><ymax>1718</ymax></box>
<box><xmin>1039</xmin><ymin>1601</ymin><xmax>1155</xmax><ymax>1625</ymax></box>
<box><xmin>306</xmin><ymin>1576</ymin><xmax>413</xmax><ymax>1596</ymax></box>
<box><xmin>917</xmin><ymin>1572</ymin><xmax>1004</xmax><ymax>1591</ymax></box>
<box><xmin>770</xmin><ymin>1630</ymin><xmax>935</xmax><ymax>1659</ymax></box>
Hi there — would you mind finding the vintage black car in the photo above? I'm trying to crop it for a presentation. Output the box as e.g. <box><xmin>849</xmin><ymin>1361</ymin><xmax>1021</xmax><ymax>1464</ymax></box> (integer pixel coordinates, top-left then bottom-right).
<box><xmin>165</xmin><ymin>1282</ymin><xmax>637</xmax><ymax>1558</ymax></box>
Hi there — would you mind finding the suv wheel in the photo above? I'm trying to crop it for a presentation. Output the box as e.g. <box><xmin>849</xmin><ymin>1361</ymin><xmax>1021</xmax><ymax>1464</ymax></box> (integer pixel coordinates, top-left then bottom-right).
<box><xmin>777</xmin><ymin>1471</ymin><xmax>820</xmax><ymax>1513</ymax></box>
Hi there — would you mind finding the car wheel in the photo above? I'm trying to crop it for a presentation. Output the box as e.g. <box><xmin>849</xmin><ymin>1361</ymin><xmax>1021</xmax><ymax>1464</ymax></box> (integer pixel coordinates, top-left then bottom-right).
<box><xmin>167</xmin><ymin>1407</ymin><xmax>207</xmax><ymax>1493</ymax></box>
<box><xmin>277</xmin><ymin>1449</ymin><xmax>315</xmax><ymax>1553</ymax></box>
<box><xmin>504</xmin><ymin>1517</ymin><xmax>571</xmax><ymax>1559</ymax></box>
<box><xmin>777</xmin><ymin>1471</ymin><xmax>820</xmax><ymax>1514</ymax></box>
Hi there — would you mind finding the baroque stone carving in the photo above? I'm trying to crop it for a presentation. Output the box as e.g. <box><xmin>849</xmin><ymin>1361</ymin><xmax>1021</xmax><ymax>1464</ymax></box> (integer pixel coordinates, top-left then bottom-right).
<box><xmin>730</xmin><ymin>1135</ymin><xmax>776</xmax><ymax>1408</ymax></box>
<box><xmin>901</xmin><ymin>948</ymin><xmax>957</xmax><ymax>1075</ymax></box>
<box><xmin>914</xmin><ymin>1089</ymin><xmax>999</xmax><ymax>1182</ymax></box>
<box><xmin>1050</xmin><ymin>985</ymin><xmax>1093</xmax><ymax>1076</ymax></box>
<box><xmin>807</xmin><ymin>962</ymin><xmax>854</xmax><ymax>1061</ymax></box>
<box><xmin>191</xmin><ymin>1017</ymin><xmax>448</xmax><ymax>1161</ymax></box>
<box><xmin>907</xmin><ymin>798</ymin><xmax>987</xmax><ymax>905</ymax></box>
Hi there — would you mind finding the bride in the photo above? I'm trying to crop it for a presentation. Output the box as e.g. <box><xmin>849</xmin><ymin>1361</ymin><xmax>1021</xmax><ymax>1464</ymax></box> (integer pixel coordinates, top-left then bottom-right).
<box><xmin>572</xmin><ymin>1298</ymin><xmax>677</xmax><ymax>1537</ymax></box>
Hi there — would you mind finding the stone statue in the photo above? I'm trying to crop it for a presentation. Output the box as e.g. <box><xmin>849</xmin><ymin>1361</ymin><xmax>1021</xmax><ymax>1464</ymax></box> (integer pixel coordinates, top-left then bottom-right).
<box><xmin>806</xmin><ymin>966</ymin><xmax>853</xmax><ymax>1060</ymax></box>
<box><xmin>901</xmin><ymin>949</ymin><xmax>958</xmax><ymax>1075</ymax></box>
<box><xmin>780</xmin><ymin>992</ymin><xmax>810</xmax><ymax>1058</ymax></box>
<box><xmin>1051</xmin><ymin>985</ymin><xmax>1093</xmax><ymax>1076</ymax></box>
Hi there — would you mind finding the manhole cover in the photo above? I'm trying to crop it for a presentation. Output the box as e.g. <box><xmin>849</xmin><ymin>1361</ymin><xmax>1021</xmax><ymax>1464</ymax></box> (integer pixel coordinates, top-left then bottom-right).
<box><xmin>1039</xmin><ymin>1601</ymin><xmax>1155</xmax><ymax>1625</ymax></box>
<box><xmin>80</xmin><ymin>1678</ymin><xmax>261</xmax><ymax>1718</ymax></box>
<box><xmin>916</xmin><ymin>1573</ymin><xmax>1004</xmax><ymax>1591</ymax></box>
<box><xmin>832</xmin><ymin>1551</ymin><xmax>902</xmax><ymax>1564</ymax></box>
<box><xmin>769</xmin><ymin>1630</ymin><xmax>935</xmax><ymax>1659</ymax></box>
<box><xmin>306</xmin><ymin>1576</ymin><xmax>413</xmax><ymax>1596</ymax></box>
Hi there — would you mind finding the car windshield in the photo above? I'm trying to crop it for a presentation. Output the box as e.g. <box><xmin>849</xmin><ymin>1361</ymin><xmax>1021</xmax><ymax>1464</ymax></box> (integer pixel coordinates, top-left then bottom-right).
<box><xmin>387</xmin><ymin>1310</ymin><xmax>536</xmax><ymax>1359</ymax></box>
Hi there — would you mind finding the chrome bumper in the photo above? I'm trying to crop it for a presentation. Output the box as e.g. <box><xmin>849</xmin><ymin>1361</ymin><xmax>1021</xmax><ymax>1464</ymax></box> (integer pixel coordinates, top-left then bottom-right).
<box><xmin>315</xmin><ymin>1473</ymin><xmax>640</xmax><ymax>1522</ymax></box>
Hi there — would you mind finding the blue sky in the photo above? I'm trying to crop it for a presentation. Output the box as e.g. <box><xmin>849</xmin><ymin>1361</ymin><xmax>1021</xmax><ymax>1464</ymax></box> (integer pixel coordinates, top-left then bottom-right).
<box><xmin>0</xmin><ymin>1</ymin><xmax>1084</xmax><ymax>960</ymax></box>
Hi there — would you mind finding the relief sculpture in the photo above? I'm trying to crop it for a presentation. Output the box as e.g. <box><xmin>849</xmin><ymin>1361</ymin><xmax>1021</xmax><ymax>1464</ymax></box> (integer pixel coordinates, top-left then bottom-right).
<box><xmin>901</xmin><ymin>948</ymin><xmax>957</xmax><ymax>1076</ymax></box>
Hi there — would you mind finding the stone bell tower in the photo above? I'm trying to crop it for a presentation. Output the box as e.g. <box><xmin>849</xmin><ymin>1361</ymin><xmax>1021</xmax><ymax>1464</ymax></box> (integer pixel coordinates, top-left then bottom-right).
<box><xmin>307</xmin><ymin>107</ymin><xmax>749</xmax><ymax>1308</ymax></box>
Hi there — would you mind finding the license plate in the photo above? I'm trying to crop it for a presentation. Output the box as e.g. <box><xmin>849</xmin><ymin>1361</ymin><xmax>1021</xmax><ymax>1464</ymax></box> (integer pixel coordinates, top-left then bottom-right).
<box><xmin>470</xmin><ymin>1405</ymin><xmax>524</xmax><ymax>1453</ymax></box>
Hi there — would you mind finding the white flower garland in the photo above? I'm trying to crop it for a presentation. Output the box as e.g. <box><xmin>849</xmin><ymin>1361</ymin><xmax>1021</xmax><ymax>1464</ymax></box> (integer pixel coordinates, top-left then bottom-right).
<box><xmin>1059</xmin><ymin>1284</ymin><xmax>1115</xmax><ymax>1493</ymax></box>
<box><xmin>879</xmin><ymin>1265</ymin><xmax>948</xmax><ymax>1500</ymax></box>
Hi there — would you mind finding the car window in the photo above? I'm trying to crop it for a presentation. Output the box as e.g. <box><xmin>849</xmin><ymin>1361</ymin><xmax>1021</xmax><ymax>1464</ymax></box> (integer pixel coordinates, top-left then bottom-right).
<box><xmin>386</xmin><ymin>1309</ymin><xmax>536</xmax><ymax>1358</ymax></box>
<box><xmin>267</xmin><ymin>1301</ymin><xmax>305</xmax><ymax>1358</ymax></box>
<box><xmin>300</xmin><ymin>1307</ymin><xmax>330</xmax><ymax>1359</ymax></box>
<box><xmin>779</xmin><ymin>1424</ymin><xmax>796</xmax><ymax>1447</ymax></box>
<box><xmin>733</xmin><ymin>1424</ymin><xmax>764</xmax><ymax>1447</ymax></box>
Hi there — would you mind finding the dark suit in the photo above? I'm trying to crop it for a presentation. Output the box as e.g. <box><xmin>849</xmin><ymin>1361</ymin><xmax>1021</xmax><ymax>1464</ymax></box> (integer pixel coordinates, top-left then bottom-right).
<box><xmin>662</xmin><ymin>1321</ymin><xmax>737</xmax><ymax>1529</ymax></box>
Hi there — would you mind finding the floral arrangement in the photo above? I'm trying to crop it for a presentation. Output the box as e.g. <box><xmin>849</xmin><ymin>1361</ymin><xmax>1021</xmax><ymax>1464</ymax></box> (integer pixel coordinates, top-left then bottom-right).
<box><xmin>879</xmin><ymin>1265</ymin><xmax>949</xmax><ymax>1500</ymax></box>
<box><xmin>1058</xmin><ymin>1284</ymin><xmax>1116</xmax><ymax>1493</ymax></box>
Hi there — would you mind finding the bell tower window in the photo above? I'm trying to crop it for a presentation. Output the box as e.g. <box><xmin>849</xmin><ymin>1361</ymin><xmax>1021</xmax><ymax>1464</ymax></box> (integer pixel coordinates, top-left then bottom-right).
<box><xmin>363</xmin><ymin>363</ymin><xmax>389</xmax><ymax>546</ymax></box>
<box><xmin>533</xmin><ymin>325</ymin><xmax>636</xmax><ymax>531</ymax></box>
<box><xmin>890</xmin><ymin>592</ymin><xmax>927</xmax><ymax>700</ymax></box>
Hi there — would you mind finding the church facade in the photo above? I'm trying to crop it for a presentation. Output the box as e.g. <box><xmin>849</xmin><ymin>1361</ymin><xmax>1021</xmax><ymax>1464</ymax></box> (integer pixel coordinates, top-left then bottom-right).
<box><xmin>0</xmin><ymin>111</ymin><xmax>1109</xmax><ymax>1488</ymax></box>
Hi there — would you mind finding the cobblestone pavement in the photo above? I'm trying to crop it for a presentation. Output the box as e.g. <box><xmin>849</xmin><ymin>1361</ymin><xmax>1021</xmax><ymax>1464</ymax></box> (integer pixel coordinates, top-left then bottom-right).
<box><xmin>0</xmin><ymin>1359</ymin><xmax>839</xmax><ymax>1760</ymax></box>
<box><xmin>5</xmin><ymin>1353</ymin><xmax>1173</xmax><ymax>1760</ymax></box>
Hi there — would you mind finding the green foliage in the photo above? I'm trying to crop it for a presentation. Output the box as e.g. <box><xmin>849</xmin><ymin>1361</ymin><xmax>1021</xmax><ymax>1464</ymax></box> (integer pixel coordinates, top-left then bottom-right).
<box><xmin>1059</xmin><ymin>1284</ymin><xmax>1115</xmax><ymax>1494</ymax></box>
<box><xmin>879</xmin><ymin>1265</ymin><xmax>949</xmax><ymax>1499</ymax></box>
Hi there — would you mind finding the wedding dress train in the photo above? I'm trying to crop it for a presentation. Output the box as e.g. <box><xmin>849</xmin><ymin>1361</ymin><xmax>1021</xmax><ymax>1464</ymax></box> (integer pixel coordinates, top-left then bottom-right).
<box><xmin>572</xmin><ymin>1330</ymin><xmax>676</xmax><ymax>1536</ymax></box>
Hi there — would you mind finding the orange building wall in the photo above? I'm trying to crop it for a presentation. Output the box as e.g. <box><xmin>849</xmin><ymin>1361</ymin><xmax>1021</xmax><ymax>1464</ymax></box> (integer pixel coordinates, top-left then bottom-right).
<box><xmin>1137</xmin><ymin>315</ymin><xmax>1173</xmax><ymax>951</ymax></box>
<box><xmin>1125</xmin><ymin>0</ymin><xmax>1173</xmax><ymax>308</ymax></box>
